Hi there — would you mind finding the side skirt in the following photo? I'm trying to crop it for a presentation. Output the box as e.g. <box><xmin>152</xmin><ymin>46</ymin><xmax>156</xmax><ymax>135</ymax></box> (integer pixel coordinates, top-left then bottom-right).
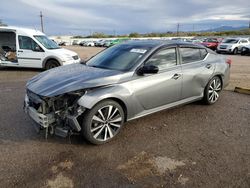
<box><xmin>128</xmin><ymin>95</ymin><xmax>203</xmax><ymax>121</ymax></box>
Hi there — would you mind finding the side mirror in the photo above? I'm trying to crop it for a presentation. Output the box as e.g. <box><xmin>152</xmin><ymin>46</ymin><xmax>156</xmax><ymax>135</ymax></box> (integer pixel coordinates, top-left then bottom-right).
<box><xmin>137</xmin><ymin>65</ymin><xmax>159</xmax><ymax>75</ymax></box>
<box><xmin>33</xmin><ymin>46</ymin><xmax>42</xmax><ymax>52</ymax></box>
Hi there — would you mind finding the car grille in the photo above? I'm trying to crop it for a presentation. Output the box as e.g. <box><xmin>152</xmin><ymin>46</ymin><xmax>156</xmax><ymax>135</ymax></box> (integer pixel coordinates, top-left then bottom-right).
<box><xmin>219</xmin><ymin>45</ymin><xmax>227</xmax><ymax>49</ymax></box>
<box><xmin>72</xmin><ymin>55</ymin><xmax>79</xmax><ymax>60</ymax></box>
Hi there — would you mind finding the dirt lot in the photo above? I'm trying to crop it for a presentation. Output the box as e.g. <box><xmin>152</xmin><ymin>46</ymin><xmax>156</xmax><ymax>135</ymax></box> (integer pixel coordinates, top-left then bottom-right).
<box><xmin>0</xmin><ymin>46</ymin><xmax>249</xmax><ymax>188</ymax></box>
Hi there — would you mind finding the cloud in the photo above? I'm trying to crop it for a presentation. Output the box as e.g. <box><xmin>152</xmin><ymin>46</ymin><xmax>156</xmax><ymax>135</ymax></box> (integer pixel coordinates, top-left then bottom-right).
<box><xmin>0</xmin><ymin>0</ymin><xmax>249</xmax><ymax>35</ymax></box>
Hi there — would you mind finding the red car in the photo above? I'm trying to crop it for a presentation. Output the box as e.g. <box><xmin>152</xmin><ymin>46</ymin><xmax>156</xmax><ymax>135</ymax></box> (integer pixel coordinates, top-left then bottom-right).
<box><xmin>201</xmin><ymin>38</ymin><xmax>222</xmax><ymax>51</ymax></box>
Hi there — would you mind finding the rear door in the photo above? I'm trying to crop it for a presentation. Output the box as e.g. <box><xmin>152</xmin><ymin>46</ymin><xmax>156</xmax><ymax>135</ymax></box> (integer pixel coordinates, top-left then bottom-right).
<box><xmin>17</xmin><ymin>35</ymin><xmax>45</xmax><ymax>68</ymax></box>
<box><xmin>179</xmin><ymin>46</ymin><xmax>214</xmax><ymax>99</ymax></box>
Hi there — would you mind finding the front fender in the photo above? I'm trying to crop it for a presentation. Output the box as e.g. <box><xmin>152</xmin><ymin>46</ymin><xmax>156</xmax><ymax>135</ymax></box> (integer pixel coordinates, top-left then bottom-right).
<box><xmin>77</xmin><ymin>85</ymin><xmax>131</xmax><ymax>110</ymax></box>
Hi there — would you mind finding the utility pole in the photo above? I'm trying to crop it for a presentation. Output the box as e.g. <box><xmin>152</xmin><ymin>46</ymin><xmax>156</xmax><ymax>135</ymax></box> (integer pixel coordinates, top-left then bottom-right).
<box><xmin>177</xmin><ymin>23</ymin><xmax>180</xmax><ymax>36</ymax></box>
<box><xmin>40</xmin><ymin>11</ymin><xmax>44</xmax><ymax>33</ymax></box>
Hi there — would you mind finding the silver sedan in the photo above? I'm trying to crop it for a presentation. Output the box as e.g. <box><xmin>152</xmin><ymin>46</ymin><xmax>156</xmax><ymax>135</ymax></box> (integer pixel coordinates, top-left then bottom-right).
<box><xmin>24</xmin><ymin>40</ymin><xmax>231</xmax><ymax>144</ymax></box>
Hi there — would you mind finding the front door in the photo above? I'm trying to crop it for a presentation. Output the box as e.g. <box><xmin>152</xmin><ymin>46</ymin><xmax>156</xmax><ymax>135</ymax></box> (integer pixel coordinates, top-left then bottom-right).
<box><xmin>17</xmin><ymin>35</ymin><xmax>44</xmax><ymax>68</ymax></box>
<box><xmin>131</xmin><ymin>47</ymin><xmax>182</xmax><ymax>110</ymax></box>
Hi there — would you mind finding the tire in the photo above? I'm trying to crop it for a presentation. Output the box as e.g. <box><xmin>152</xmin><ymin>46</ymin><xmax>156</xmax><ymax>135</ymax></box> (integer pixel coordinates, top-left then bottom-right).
<box><xmin>82</xmin><ymin>100</ymin><xmax>125</xmax><ymax>145</ymax></box>
<box><xmin>45</xmin><ymin>60</ymin><xmax>59</xmax><ymax>70</ymax></box>
<box><xmin>233</xmin><ymin>48</ymin><xmax>238</xmax><ymax>55</ymax></box>
<box><xmin>203</xmin><ymin>76</ymin><xmax>222</xmax><ymax>105</ymax></box>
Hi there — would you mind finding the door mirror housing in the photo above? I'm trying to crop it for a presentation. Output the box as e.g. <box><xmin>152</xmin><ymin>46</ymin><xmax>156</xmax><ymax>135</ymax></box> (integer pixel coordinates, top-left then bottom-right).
<box><xmin>137</xmin><ymin>65</ymin><xmax>159</xmax><ymax>75</ymax></box>
<box><xmin>33</xmin><ymin>46</ymin><xmax>42</xmax><ymax>52</ymax></box>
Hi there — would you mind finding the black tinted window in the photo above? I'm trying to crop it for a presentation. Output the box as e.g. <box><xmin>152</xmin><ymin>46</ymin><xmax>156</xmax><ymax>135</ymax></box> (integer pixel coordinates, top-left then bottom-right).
<box><xmin>18</xmin><ymin>36</ymin><xmax>39</xmax><ymax>50</ymax></box>
<box><xmin>241</xmin><ymin>40</ymin><xmax>248</xmax><ymax>43</ymax></box>
<box><xmin>146</xmin><ymin>48</ymin><xmax>177</xmax><ymax>70</ymax></box>
<box><xmin>180</xmin><ymin>48</ymin><xmax>201</xmax><ymax>64</ymax></box>
<box><xmin>180</xmin><ymin>48</ymin><xmax>208</xmax><ymax>64</ymax></box>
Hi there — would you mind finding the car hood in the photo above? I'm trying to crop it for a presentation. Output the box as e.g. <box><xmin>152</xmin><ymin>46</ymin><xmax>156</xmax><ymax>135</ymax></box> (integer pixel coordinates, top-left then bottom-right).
<box><xmin>26</xmin><ymin>63</ymin><xmax>122</xmax><ymax>97</ymax></box>
<box><xmin>219</xmin><ymin>43</ymin><xmax>234</xmax><ymax>46</ymax></box>
<box><xmin>50</xmin><ymin>48</ymin><xmax>78</xmax><ymax>56</ymax></box>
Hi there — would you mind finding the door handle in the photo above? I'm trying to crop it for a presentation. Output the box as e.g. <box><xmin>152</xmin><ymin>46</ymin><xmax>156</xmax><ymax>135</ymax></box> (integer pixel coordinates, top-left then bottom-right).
<box><xmin>172</xmin><ymin>73</ymin><xmax>181</xmax><ymax>80</ymax></box>
<box><xmin>18</xmin><ymin>50</ymin><xmax>23</xmax><ymax>53</ymax></box>
<box><xmin>205</xmin><ymin>64</ymin><xmax>212</xmax><ymax>69</ymax></box>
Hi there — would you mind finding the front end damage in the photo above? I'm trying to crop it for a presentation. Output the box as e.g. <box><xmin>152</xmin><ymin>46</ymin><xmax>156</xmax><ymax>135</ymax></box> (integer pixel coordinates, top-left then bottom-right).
<box><xmin>24</xmin><ymin>90</ymin><xmax>85</xmax><ymax>138</ymax></box>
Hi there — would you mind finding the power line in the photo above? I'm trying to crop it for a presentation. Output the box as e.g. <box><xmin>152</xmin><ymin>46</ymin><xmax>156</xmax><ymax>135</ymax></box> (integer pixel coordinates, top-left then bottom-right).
<box><xmin>40</xmin><ymin>11</ymin><xmax>44</xmax><ymax>33</ymax></box>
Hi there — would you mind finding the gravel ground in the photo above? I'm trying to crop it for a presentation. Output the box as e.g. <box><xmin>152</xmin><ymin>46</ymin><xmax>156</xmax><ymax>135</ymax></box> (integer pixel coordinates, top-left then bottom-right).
<box><xmin>0</xmin><ymin>46</ymin><xmax>249</xmax><ymax>188</ymax></box>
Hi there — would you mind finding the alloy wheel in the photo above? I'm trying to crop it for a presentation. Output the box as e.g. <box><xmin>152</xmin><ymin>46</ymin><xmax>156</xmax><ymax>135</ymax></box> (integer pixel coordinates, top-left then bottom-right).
<box><xmin>208</xmin><ymin>77</ymin><xmax>222</xmax><ymax>103</ymax></box>
<box><xmin>90</xmin><ymin>105</ymin><xmax>123</xmax><ymax>142</ymax></box>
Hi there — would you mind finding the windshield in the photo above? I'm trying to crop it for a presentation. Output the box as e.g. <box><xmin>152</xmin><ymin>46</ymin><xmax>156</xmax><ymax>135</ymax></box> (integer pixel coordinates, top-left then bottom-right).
<box><xmin>34</xmin><ymin>35</ymin><xmax>60</xmax><ymax>49</ymax></box>
<box><xmin>87</xmin><ymin>44</ymin><xmax>150</xmax><ymax>71</ymax></box>
<box><xmin>223</xmin><ymin>39</ymin><xmax>239</xmax><ymax>44</ymax></box>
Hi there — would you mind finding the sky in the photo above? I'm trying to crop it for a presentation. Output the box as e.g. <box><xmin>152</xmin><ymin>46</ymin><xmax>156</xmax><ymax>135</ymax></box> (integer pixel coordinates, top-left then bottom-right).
<box><xmin>0</xmin><ymin>0</ymin><xmax>249</xmax><ymax>35</ymax></box>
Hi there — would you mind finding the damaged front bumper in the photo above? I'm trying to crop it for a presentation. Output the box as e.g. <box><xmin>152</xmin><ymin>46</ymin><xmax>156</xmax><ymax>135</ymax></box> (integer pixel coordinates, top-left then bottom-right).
<box><xmin>24</xmin><ymin>93</ymin><xmax>84</xmax><ymax>138</ymax></box>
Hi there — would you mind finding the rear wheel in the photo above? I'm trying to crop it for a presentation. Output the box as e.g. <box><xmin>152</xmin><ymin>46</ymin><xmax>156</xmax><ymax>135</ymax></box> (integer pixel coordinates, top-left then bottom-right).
<box><xmin>45</xmin><ymin>60</ymin><xmax>59</xmax><ymax>70</ymax></box>
<box><xmin>82</xmin><ymin>100</ymin><xmax>125</xmax><ymax>145</ymax></box>
<box><xmin>203</xmin><ymin>76</ymin><xmax>222</xmax><ymax>105</ymax></box>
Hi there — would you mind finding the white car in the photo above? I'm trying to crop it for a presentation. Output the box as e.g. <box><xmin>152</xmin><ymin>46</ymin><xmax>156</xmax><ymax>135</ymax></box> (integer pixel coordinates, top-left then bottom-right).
<box><xmin>0</xmin><ymin>26</ymin><xmax>80</xmax><ymax>69</ymax></box>
<box><xmin>217</xmin><ymin>38</ymin><xmax>250</xmax><ymax>54</ymax></box>
<box><xmin>84</xmin><ymin>41</ymin><xmax>95</xmax><ymax>47</ymax></box>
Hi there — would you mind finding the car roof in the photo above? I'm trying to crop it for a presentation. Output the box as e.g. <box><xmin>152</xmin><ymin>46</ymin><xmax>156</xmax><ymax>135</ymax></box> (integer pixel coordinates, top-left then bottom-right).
<box><xmin>123</xmin><ymin>39</ymin><xmax>204</xmax><ymax>48</ymax></box>
<box><xmin>0</xmin><ymin>26</ymin><xmax>44</xmax><ymax>36</ymax></box>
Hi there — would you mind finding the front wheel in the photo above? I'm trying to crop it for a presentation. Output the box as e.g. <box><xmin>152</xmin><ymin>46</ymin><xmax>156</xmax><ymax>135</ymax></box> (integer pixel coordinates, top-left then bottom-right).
<box><xmin>45</xmin><ymin>60</ymin><xmax>59</xmax><ymax>70</ymax></box>
<box><xmin>233</xmin><ymin>48</ymin><xmax>238</xmax><ymax>55</ymax></box>
<box><xmin>82</xmin><ymin>100</ymin><xmax>125</xmax><ymax>145</ymax></box>
<box><xmin>203</xmin><ymin>76</ymin><xmax>222</xmax><ymax>105</ymax></box>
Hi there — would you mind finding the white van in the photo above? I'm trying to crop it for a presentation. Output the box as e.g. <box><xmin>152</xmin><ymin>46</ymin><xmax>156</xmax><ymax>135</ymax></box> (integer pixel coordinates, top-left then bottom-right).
<box><xmin>0</xmin><ymin>26</ymin><xmax>80</xmax><ymax>69</ymax></box>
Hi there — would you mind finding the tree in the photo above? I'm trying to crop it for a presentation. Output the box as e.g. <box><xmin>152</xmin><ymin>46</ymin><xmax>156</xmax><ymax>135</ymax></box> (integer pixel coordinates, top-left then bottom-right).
<box><xmin>0</xmin><ymin>19</ymin><xmax>7</xmax><ymax>26</ymax></box>
<box><xmin>129</xmin><ymin>32</ymin><xmax>141</xmax><ymax>38</ymax></box>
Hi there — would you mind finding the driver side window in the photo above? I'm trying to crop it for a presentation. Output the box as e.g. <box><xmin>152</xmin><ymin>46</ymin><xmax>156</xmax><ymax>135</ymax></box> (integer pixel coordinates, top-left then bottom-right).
<box><xmin>146</xmin><ymin>48</ymin><xmax>177</xmax><ymax>71</ymax></box>
<box><xmin>18</xmin><ymin>36</ymin><xmax>39</xmax><ymax>51</ymax></box>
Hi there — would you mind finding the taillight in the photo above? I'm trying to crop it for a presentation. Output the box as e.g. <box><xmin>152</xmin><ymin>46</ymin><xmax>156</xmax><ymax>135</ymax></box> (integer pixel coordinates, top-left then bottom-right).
<box><xmin>226</xmin><ymin>58</ymin><xmax>232</xmax><ymax>68</ymax></box>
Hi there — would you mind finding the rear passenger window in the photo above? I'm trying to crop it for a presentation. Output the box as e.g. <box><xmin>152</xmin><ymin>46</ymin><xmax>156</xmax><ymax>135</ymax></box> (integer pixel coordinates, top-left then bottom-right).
<box><xmin>180</xmin><ymin>48</ymin><xmax>201</xmax><ymax>64</ymax></box>
<box><xmin>180</xmin><ymin>48</ymin><xmax>207</xmax><ymax>64</ymax></box>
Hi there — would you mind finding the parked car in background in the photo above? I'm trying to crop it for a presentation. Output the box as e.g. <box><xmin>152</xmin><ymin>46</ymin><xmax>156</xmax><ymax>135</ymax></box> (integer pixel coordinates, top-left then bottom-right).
<box><xmin>24</xmin><ymin>40</ymin><xmax>230</xmax><ymax>144</ymax></box>
<box><xmin>201</xmin><ymin>38</ymin><xmax>222</xmax><ymax>51</ymax></box>
<box><xmin>95</xmin><ymin>40</ymin><xmax>106</xmax><ymax>47</ymax></box>
<box><xmin>58</xmin><ymin>41</ymin><xmax>67</xmax><ymax>46</ymax></box>
<box><xmin>104</xmin><ymin>38</ymin><xmax>130</xmax><ymax>47</ymax></box>
<box><xmin>85</xmin><ymin>41</ymin><xmax>95</xmax><ymax>47</ymax></box>
<box><xmin>79</xmin><ymin>41</ymin><xmax>95</xmax><ymax>47</ymax></box>
<box><xmin>0</xmin><ymin>26</ymin><xmax>80</xmax><ymax>69</ymax></box>
<box><xmin>241</xmin><ymin>44</ymin><xmax>250</xmax><ymax>55</ymax></box>
<box><xmin>103</xmin><ymin>40</ymin><xmax>113</xmax><ymax>47</ymax></box>
<box><xmin>72</xmin><ymin>40</ymin><xmax>80</xmax><ymax>45</ymax></box>
<box><xmin>217</xmin><ymin>38</ymin><xmax>250</xmax><ymax>54</ymax></box>
<box><xmin>186</xmin><ymin>38</ymin><xmax>203</xmax><ymax>44</ymax></box>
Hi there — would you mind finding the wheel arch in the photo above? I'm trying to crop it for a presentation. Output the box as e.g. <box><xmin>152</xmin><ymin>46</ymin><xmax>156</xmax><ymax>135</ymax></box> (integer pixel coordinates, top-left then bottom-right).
<box><xmin>79</xmin><ymin>96</ymin><xmax>128</xmax><ymax>122</ymax></box>
<box><xmin>213</xmin><ymin>74</ymin><xmax>224</xmax><ymax>88</ymax></box>
<box><xmin>42</xmin><ymin>56</ymin><xmax>62</xmax><ymax>68</ymax></box>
